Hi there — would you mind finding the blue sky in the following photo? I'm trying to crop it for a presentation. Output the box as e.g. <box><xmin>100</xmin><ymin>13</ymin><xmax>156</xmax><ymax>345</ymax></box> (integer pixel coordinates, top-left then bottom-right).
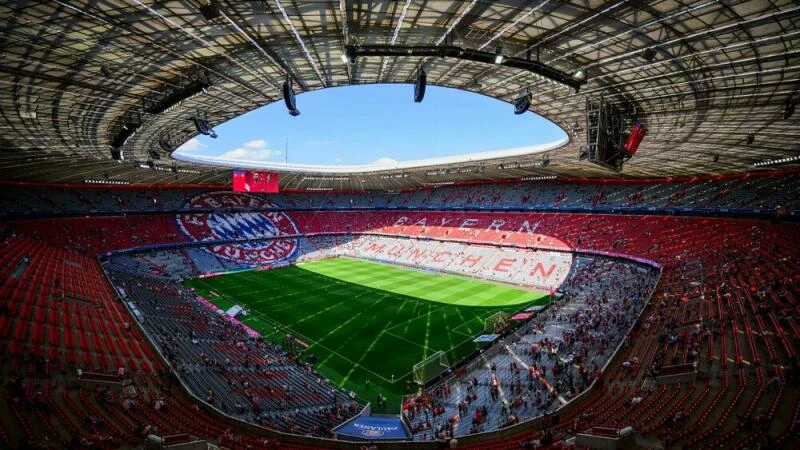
<box><xmin>174</xmin><ymin>84</ymin><xmax>566</xmax><ymax>166</ymax></box>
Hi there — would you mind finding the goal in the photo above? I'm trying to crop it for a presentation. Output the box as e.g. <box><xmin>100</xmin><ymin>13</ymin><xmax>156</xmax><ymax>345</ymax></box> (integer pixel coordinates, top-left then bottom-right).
<box><xmin>484</xmin><ymin>311</ymin><xmax>511</xmax><ymax>333</ymax></box>
<box><xmin>412</xmin><ymin>351</ymin><xmax>450</xmax><ymax>385</ymax></box>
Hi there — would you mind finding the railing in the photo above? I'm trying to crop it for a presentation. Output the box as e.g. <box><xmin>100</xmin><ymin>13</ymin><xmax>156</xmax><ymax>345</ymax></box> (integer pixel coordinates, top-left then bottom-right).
<box><xmin>3</xmin><ymin>204</ymin><xmax>799</xmax><ymax>221</ymax></box>
<box><xmin>97</xmin><ymin>232</ymin><xmax>663</xmax><ymax>448</ymax></box>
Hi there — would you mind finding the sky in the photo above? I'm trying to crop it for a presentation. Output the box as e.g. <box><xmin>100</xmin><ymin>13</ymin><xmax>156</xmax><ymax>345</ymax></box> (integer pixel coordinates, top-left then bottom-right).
<box><xmin>174</xmin><ymin>84</ymin><xmax>566</xmax><ymax>166</ymax></box>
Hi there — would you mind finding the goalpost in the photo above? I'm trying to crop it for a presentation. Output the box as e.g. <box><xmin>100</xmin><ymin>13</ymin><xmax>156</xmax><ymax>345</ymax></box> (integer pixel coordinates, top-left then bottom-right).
<box><xmin>484</xmin><ymin>311</ymin><xmax>511</xmax><ymax>333</ymax></box>
<box><xmin>412</xmin><ymin>351</ymin><xmax>450</xmax><ymax>385</ymax></box>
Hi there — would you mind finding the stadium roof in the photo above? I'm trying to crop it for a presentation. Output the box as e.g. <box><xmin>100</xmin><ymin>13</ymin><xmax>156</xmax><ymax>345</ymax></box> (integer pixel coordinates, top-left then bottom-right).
<box><xmin>1</xmin><ymin>0</ymin><xmax>798</xmax><ymax>190</ymax></box>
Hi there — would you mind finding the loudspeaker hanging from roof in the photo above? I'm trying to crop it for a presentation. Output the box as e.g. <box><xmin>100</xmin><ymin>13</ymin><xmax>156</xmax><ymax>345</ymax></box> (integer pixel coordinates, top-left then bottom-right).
<box><xmin>414</xmin><ymin>68</ymin><xmax>427</xmax><ymax>103</ymax></box>
<box><xmin>283</xmin><ymin>77</ymin><xmax>300</xmax><ymax>117</ymax></box>
<box><xmin>514</xmin><ymin>91</ymin><xmax>531</xmax><ymax>115</ymax></box>
<box><xmin>192</xmin><ymin>116</ymin><xmax>217</xmax><ymax>139</ymax></box>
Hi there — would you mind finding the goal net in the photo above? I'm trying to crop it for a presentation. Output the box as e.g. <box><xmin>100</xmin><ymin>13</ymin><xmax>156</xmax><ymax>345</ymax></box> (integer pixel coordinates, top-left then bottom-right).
<box><xmin>484</xmin><ymin>311</ymin><xmax>511</xmax><ymax>333</ymax></box>
<box><xmin>412</xmin><ymin>351</ymin><xmax>450</xmax><ymax>385</ymax></box>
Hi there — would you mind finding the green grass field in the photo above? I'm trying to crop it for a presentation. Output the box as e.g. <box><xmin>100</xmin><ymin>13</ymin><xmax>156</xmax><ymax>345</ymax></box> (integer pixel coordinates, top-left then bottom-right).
<box><xmin>183</xmin><ymin>257</ymin><xmax>548</xmax><ymax>412</ymax></box>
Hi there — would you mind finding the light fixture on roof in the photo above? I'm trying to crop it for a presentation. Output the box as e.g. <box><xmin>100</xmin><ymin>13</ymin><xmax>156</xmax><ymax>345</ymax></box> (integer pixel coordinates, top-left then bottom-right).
<box><xmin>344</xmin><ymin>44</ymin><xmax>585</xmax><ymax>90</ymax></box>
<box><xmin>84</xmin><ymin>178</ymin><xmax>129</xmax><ymax>185</ymax></box>
<box><xmin>784</xmin><ymin>98</ymin><xmax>796</xmax><ymax>120</ymax></box>
<box><xmin>301</xmin><ymin>175</ymin><xmax>350</xmax><ymax>181</ymax></box>
<box><xmin>520</xmin><ymin>175</ymin><xmax>557</xmax><ymax>181</ymax></box>
<box><xmin>641</xmin><ymin>48</ymin><xmax>656</xmax><ymax>62</ymax></box>
<box><xmin>497</xmin><ymin>162</ymin><xmax>520</xmax><ymax>170</ymax></box>
<box><xmin>158</xmin><ymin>135</ymin><xmax>173</xmax><ymax>152</ymax></box>
<box><xmin>18</xmin><ymin>108</ymin><xmax>36</xmax><ymax>119</ymax></box>
<box><xmin>198</xmin><ymin>0</ymin><xmax>221</xmax><ymax>20</ymax></box>
<box><xmin>753</xmin><ymin>155</ymin><xmax>800</xmax><ymax>167</ymax></box>
<box><xmin>494</xmin><ymin>46</ymin><xmax>504</xmax><ymax>64</ymax></box>
<box><xmin>110</xmin><ymin>120</ymin><xmax>140</xmax><ymax>160</ymax></box>
<box><xmin>200</xmin><ymin>70</ymin><xmax>211</xmax><ymax>93</ymax></box>
<box><xmin>573</xmin><ymin>69</ymin><xmax>586</xmax><ymax>82</ymax></box>
<box><xmin>579</xmin><ymin>146</ymin><xmax>589</xmax><ymax>161</ymax></box>
<box><xmin>342</xmin><ymin>47</ymin><xmax>357</xmax><ymax>65</ymax></box>
<box><xmin>145</xmin><ymin>70</ymin><xmax>211</xmax><ymax>115</ymax></box>
<box><xmin>379</xmin><ymin>172</ymin><xmax>408</xmax><ymax>179</ymax></box>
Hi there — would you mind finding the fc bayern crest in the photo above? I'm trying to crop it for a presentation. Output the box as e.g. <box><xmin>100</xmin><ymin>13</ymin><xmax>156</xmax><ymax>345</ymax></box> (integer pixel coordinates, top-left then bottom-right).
<box><xmin>176</xmin><ymin>192</ymin><xmax>299</xmax><ymax>264</ymax></box>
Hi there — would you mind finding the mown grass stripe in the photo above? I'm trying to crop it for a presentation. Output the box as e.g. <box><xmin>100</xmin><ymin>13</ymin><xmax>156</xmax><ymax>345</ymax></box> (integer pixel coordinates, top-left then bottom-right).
<box><xmin>183</xmin><ymin>257</ymin><xmax>549</xmax><ymax>412</ymax></box>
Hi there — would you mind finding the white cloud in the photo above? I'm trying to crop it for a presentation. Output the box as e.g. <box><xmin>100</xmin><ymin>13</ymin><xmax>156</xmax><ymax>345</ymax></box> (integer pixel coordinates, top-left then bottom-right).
<box><xmin>243</xmin><ymin>139</ymin><xmax>267</xmax><ymax>149</ymax></box>
<box><xmin>372</xmin><ymin>157</ymin><xmax>398</xmax><ymax>166</ymax></box>
<box><xmin>334</xmin><ymin>157</ymin><xmax>343</xmax><ymax>163</ymax></box>
<box><xmin>177</xmin><ymin>138</ymin><xmax>206</xmax><ymax>153</ymax></box>
<box><xmin>218</xmin><ymin>139</ymin><xmax>281</xmax><ymax>161</ymax></box>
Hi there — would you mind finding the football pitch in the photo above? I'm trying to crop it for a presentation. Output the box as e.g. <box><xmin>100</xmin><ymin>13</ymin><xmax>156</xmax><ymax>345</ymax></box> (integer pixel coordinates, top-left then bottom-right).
<box><xmin>183</xmin><ymin>257</ymin><xmax>548</xmax><ymax>412</ymax></box>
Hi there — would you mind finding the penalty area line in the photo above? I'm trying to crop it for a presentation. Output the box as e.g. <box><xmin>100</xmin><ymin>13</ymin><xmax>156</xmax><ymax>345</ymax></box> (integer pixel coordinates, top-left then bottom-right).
<box><xmin>383</xmin><ymin>330</ymin><xmax>437</xmax><ymax>353</ymax></box>
<box><xmin>248</xmin><ymin>306</ymin><xmax>396</xmax><ymax>384</ymax></box>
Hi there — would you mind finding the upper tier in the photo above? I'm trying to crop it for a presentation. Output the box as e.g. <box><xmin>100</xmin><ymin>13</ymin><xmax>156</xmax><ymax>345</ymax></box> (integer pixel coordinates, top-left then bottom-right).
<box><xmin>1</xmin><ymin>171</ymin><xmax>798</xmax><ymax>217</ymax></box>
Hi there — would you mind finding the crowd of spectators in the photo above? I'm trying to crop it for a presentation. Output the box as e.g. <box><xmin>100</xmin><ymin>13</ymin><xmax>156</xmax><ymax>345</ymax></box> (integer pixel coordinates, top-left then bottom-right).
<box><xmin>1</xmin><ymin>173</ymin><xmax>798</xmax><ymax>450</ymax></box>
<box><xmin>402</xmin><ymin>256</ymin><xmax>659</xmax><ymax>440</ymax></box>
<box><xmin>98</xmin><ymin>229</ymin><xmax>658</xmax><ymax>440</ymax></box>
<box><xmin>106</xmin><ymin>267</ymin><xmax>362</xmax><ymax>438</ymax></box>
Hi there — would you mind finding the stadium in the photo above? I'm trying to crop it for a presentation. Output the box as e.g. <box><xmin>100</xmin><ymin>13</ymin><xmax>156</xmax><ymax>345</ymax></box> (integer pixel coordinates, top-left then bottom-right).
<box><xmin>0</xmin><ymin>1</ymin><xmax>799</xmax><ymax>449</ymax></box>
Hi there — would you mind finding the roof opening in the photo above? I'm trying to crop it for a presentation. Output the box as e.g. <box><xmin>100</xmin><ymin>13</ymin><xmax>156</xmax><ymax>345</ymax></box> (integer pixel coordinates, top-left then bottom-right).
<box><xmin>173</xmin><ymin>84</ymin><xmax>567</xmax><ymax>172</ymax></box>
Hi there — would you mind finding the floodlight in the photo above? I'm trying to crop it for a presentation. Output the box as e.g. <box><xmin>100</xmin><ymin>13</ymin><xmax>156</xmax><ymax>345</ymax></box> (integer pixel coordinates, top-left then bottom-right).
<box><xmin>199</xmin><ymin>1</ymin><xmax>220</xmax><ymax>20</ymax></box>
<box><xmin>784</xmin><ymin>102</ymin><xmax>795</xmax><ymax>120</ymax></box>
<box><xmin>494</xmin><ymin>47</ymin><xmax>504</xmax><ymax>64</ymax></box>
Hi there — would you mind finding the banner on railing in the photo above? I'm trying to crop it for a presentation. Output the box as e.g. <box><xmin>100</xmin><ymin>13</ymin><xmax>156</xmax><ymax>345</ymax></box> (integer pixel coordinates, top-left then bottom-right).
<box><xmin>334</xmin><ymin>416</ymin><xmax>409</xmax><ymax>440</ymax></box>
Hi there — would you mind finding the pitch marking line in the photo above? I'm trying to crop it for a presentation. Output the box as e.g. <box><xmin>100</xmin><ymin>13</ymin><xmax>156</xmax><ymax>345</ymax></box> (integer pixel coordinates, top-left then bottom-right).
<box><xmin>382</xmin><ymin>302</ymin><xmax>454</xmax><ymax>334</ymax></box>
<box><xmin>265</xmin><ymin>284</ymin><xmax>371</xmax><ymax>315</ymax></box>
<box><xmin>221</xmin><ymin>280</ymin><xmax>360</xmax><ymax>307</ymax></box>
<box><xmin>300</xmin><ymin>290</ymin><xmax>384</xmax><ymax>352</ymax></box>
<box><xmin>198</xmin><ymin>278</ymin><xmax>419</xmax><ymax>384</ymax></box>
<box><xmin>314</xmin><ymin>294</ymin><xmax>398</xmax><ymax>368</ymax></box>
<box><xmin>336</xmin><ymin>301</ymin><xmax>418</xmax><ymax>386</ymax></box>
<box><xmin>230</xmin><ymin>303</ymin><xmax>396</xmax><ymax>384</ymax></box>
<box><xmin>383</xmin><ymin>330</ymin><xmax>436</xmax><ymax>353</ymax></box>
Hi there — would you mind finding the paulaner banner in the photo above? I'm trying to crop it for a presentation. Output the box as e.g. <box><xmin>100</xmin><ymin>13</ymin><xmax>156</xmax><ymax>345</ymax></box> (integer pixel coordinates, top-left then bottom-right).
<box><xmin>334</xmin><ymin>416</ymin><xmax>409</xmax><ymax>440</ymax></box>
